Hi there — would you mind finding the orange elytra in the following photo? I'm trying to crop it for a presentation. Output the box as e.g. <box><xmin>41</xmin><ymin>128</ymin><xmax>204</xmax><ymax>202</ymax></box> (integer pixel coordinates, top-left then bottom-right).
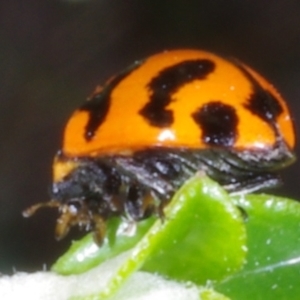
<box><xmin>63</xmin><ymin>49</ymin><xmax>295</xmax><ymax>156</ymax></box>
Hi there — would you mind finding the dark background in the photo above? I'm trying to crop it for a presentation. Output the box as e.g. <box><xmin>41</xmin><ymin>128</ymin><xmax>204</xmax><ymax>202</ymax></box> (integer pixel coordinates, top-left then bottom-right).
<box><xmin>1</xmin><ymin>0</ymin><xmax>299</xmax><ymax>273</ymax></box>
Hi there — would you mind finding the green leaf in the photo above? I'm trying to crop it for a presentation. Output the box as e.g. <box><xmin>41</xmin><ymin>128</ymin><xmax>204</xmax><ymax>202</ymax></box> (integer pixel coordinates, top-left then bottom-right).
<box><xmin>199</xmin><ymin>288</ymin><xmax>231</xmax><ymax>300</ymax></box>
<box><xmin>50</xmin><ymin>177</ymin><xmax>300</xmax><ymax>299</ymax></box>
<box><xmin>215</xmin><ymin>194</ymin><xmax>300</xmax><ymax>299</ymax></box>
<box><xmin>141</xmin><ymin>173</ymin><xmax>247</xmax><ymax>284</ymax></box>
<box><xmin>69</xmin><ymin>174</ymin><xmax>247</xmax><ymax>299</ymax></box>
<box><xmin>52</xmin><ymin>217</ymin><xmax>155</xmax><ymax>275</ymax></box>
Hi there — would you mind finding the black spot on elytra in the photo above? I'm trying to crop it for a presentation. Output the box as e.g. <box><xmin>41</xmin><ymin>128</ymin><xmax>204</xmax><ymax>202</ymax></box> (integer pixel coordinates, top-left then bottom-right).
<box><xmin>244</xmin><ymin>91</ymin><xmax>283</xmax><ymax>125</ymax></box>
<box><xmin>139</xmin><ymin>59</ymin><xmax>215</xmax><ymax>127</ymax></box>
<box><xmin>235</xmin><ymin>62</ymin><xmax>283</xmax><ymax>132</ymax></box>
<box><xmin>80</xmin><ymin>61</ymin><xmax>143</xmax><ymax>141</ymax></box>
<box><xmin>192</xmin><ymin>102</ymin><xmax>238</xmax><ymax>147</ymax></box>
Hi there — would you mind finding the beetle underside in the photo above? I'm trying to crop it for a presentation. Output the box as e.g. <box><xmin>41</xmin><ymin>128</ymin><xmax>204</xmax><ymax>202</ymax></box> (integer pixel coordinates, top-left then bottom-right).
<box><xmin>24</xmin><ymin>145</ymin><xmax>295</xmax><ymax>244</ymax></box>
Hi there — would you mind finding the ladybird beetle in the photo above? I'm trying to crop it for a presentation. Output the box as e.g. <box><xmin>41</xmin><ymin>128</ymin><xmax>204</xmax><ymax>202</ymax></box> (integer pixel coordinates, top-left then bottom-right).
<box><xmin>24</xmin><ymin>49</ymin><xmax>296</xmax><ymax>244</ymax></box>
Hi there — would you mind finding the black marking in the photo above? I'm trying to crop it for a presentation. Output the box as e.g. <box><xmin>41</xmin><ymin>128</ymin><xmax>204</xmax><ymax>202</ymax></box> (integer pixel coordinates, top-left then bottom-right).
<box><xmin>139</xmin><ymin>59</ymin><xmax>215</xmax><ymax>127</ymax></box>
<box><xmin>192</xmin><ymin>101</ymin><xmax>238</xmax><ymax>147</ymax></box>
<box><xmin>80</xmin><ymin>60</ymin><xmax>143</xmax><ymax>141</ymax></box>
<box><xmin>235</xmin><ymin>62</ymin><xmax>283</xmax><ymax>132</ymax></box>
<box><xmin>244</xmin><ymin>90</ymin><xmax>283</xmax><ymax>127</ymax></box>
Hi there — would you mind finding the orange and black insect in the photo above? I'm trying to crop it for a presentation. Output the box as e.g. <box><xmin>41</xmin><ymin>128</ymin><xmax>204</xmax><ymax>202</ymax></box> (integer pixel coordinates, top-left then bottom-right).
<box><xmin>24</xmin><ymin>49</ymin><xmax>296</xmax><ymax>244</ymax></box>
